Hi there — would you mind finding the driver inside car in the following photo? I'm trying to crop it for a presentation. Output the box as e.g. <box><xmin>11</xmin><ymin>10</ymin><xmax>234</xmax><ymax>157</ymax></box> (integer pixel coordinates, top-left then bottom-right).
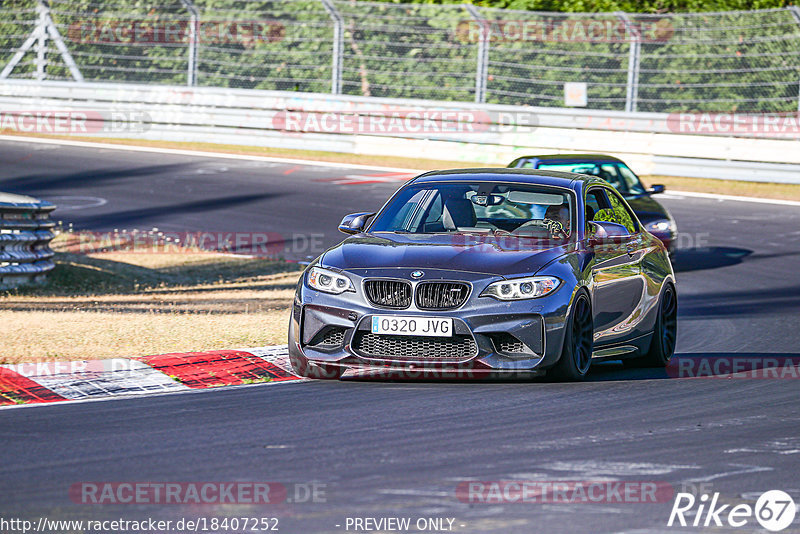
<box><xmin>543</xmin><ymin>203</ymin><xmax>570</xmax><ymax>237</ymax></box>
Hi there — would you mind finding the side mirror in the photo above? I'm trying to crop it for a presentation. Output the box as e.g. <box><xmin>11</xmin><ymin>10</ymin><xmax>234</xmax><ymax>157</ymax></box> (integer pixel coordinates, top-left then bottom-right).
<box><xmin>338</xmin><ymin>212</ymin><xmax>375</xmax><ymax>235</ymax></box>
<box><xmin>588</xmin><ymin>221</ymin><xmax>632</xmax><ymax>245</ymax></box>
<box><xmin>649</xmin><ymin>184</ymin><xmax>666</xmax><ymax>195</ymax></box>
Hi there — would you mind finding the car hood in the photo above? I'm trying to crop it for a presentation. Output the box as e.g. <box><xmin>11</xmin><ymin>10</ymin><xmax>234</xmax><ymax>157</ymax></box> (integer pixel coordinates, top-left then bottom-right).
<box><xmin>625</xmin><ymin>195</ymin><xmax>672</xmax><ymax>225</ymax></box>
<box><xmin>321</xmin><ymin>233</ymin><xmax>573</xmax><ymax>277</ymax></box>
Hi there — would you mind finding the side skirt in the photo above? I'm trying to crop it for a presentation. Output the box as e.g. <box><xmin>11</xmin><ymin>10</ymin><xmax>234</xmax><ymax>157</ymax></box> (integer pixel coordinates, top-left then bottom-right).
<box><xmin>592</xmin><ymin>332</ymin><xmax>653</xmax><ymax>362</ymax></box>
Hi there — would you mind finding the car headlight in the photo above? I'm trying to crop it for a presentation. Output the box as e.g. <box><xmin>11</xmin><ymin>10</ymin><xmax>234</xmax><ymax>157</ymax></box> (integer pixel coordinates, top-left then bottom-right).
<box><xmin>481</xmin><ymin>276</ymin><xmax>561</xmax><ymax>300</ymax></box>
<box><xmin>646</xmin><ymin>220</ymin><xmax>675</xmax><ymax>233</ymax></box>
<box><xmin>306</xmin><ymin>266</ymin><xmax>355</xmax><ymax>294</ymax></box>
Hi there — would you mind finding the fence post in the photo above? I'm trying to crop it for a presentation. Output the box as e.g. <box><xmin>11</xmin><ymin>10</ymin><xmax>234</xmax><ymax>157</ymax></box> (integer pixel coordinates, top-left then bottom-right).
<box><xmin>34</xmin><ymin>2</ymin><xmax>48</xmax><ymax>81</ymax></box>
<box><xmin>616</xmin><ymin>12</ymin><xmax>640</xmax><ymax>113</ymax></box>
<box><xmin>320</xmin><ymin>0</ymin><xmax>343</xmax><ymax>94</ymax></box>
<box><xmin>43</xmin><ymin>1</ymin><xmax>84</xmax><ymax>82</ymax></box>
<box><xmin>180</xmin><ymin>0</ymin><xmax>199</xmax><ymax>86</ymax></box>
<box><xmin>790</xmin><ymin>7</ymin><xmax>800</xmax><ymax>112</ymax></box>
<box><xmin>464</xmin><ymin>4</ymin><xmax>489</xmax><ymax>104</ymax></box>
<box><xmin>1</xmin><ymin>0</ymin><xmax>83</xmax><ymax>81</ymax></box>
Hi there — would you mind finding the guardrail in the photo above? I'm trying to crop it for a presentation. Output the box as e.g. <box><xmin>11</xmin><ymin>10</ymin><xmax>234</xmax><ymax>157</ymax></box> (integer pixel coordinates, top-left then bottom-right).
<box><xmin>1</xmin><ymin>79</ymin><xmax>800</xmax><ymax>183</ymax></box>
<box><xmin>0</xmin><ymin>192</ymin><xmax>56</xmax><ymax>288</ymax></box>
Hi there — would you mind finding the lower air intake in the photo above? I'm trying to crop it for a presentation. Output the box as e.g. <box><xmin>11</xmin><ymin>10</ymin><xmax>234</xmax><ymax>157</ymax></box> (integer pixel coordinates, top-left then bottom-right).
<box><xmin>353</xmin><ymin>332</ymin><xmax>476</xmax><ymax>361</ymax></box>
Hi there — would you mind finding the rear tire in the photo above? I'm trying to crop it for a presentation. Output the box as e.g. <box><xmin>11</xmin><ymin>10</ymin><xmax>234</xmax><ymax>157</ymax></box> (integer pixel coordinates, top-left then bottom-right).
<box><xmin>550</xmin><ymin>291</ymin><xmax>593</xmax><ymax>381</ymax></box>
<box><xmin>626</xmin><ymin>283</ymin><xmax>677</xmax><ymax>368</ymax></box>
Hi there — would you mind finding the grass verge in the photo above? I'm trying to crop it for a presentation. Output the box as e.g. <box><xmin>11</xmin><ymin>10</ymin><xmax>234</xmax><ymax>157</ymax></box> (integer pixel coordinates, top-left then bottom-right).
<box><xmin>0</xmin><ymin>233</ymin><xmax>301</xmax><ymax>364</ymax></box>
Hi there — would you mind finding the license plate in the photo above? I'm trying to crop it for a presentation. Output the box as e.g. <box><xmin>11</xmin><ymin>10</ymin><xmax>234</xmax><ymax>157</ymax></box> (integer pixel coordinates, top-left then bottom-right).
<box><xmin>371</xmin><ymin>316</ymin><xmax>453</xmax><ymax>337</ymax></box>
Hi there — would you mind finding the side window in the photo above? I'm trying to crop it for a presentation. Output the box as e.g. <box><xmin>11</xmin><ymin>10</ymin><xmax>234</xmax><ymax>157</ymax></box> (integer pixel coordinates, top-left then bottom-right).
<box><xmin>584</xmin><ymin>188</ymin><xmax>606</xmax><ymax>230</ymax></box>
<box><xmin>598</xmin><ymin>164</ymin><xmax>623</xmax><ymax>190</ymax></box>
<box><xmin>605</xmin><ymin>190</ymin><xmax>638</xmax><ymax>234</ymax></box>
<box><xmin>617</xmin><ymin>164</ymin><xmax>646</xmax><ymax>195</ymax></box>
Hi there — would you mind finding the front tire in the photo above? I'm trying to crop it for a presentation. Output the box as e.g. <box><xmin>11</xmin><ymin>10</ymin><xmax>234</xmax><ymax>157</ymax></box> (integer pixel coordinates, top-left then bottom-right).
<box><xmin>550</xmin><ymin>291</ymin><xmax>593</xmax><ymax>381</ymax></box>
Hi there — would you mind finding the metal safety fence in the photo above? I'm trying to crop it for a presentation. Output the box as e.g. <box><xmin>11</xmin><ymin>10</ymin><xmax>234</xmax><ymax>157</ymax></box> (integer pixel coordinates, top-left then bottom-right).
<box><xmin>0</xmin><ymin>192</ymin><xmax>56</xmax><ymax>288</ymax></box>
<box><xmin>1</xmin><ymin>1</ymin><xmax>799</xmax><ymax>113</ymax></box>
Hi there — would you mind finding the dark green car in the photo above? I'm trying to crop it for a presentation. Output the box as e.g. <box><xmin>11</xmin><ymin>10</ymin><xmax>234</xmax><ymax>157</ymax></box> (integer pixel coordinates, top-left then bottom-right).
<box><xmin>508</xmin><ymin>154</ymin><xmax>677</xmax><ymax>260</ymax></box>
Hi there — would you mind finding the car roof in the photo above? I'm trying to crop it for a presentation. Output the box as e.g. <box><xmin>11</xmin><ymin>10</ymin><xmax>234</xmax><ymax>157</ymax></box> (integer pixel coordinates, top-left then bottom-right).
<box><xmin>514</xmin><ymin>154</ymin><xmax>625</xmax><ymax>164</ymax></box>
<box><xmin>410</xmin><ymin>168</ymin><xmax>602</xmax><ymax>189</ymax></box>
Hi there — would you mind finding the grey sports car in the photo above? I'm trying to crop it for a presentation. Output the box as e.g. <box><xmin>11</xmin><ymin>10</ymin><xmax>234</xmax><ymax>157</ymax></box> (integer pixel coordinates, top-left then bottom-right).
<box><xmin>288</xmin><ymin>169</ymin><xmax>677</xmax><ymax>381</ymax></box>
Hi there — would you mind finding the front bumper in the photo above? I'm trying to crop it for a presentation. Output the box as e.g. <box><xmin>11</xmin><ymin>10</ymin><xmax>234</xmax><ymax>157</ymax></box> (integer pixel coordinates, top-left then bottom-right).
<box><xmin>288</xmin><ymin>268</ymin><xmax>574</xmax><ymax>374</ymax></box>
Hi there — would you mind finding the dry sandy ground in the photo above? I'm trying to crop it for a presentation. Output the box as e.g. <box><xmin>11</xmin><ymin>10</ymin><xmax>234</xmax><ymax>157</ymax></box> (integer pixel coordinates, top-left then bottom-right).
<box><xmin>0</xmin><ymin>235</ymin><xmax>302</xmax><ymax>363</ymax></box>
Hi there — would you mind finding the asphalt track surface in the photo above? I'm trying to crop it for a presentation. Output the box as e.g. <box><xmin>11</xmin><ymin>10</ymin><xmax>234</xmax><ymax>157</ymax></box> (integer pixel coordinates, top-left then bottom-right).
<box><xmin>1</xmin><ymin>138</ymin><xmax>800</xmax><ymax>533</ymax></box>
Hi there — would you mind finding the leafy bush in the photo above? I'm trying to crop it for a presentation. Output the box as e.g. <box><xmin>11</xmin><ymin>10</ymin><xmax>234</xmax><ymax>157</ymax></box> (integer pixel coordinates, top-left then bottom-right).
<box><xmin>1</xmin><ymin>0</ymin><xmax>797</xmax><ymax>112</ymax></box>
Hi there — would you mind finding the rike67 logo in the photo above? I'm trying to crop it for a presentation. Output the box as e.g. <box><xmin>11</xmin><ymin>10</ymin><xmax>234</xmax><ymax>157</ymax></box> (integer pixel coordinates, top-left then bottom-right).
<box><xmin>668</xmin><ymin>490</ymin><xmax>796</xmax><ymax>531</ymax></box>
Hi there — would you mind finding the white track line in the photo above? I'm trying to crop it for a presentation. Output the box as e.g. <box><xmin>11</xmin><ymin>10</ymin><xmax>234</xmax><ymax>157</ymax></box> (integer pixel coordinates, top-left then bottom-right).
<box><xmin>664</xmin><ymin>189</ymin><xmax>800</xmax><ymax>207</ymax></box>
<box><xmin>0</xmin><ymin>134</ymin><xmax>422</xmax><ymax>173</ymax></box>
<box><xmin>1</xmin><ymin>135</ymin><xmax>798</xmax><ymax>207</ymax></box>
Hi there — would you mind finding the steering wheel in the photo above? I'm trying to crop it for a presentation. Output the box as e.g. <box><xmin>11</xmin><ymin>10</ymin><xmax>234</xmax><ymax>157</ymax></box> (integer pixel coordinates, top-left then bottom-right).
<box><xmin>512</xmin><ymin>219</ymin><xmax>547</xmax><ymax>236</ymax></box>
<box><xmin>542</xmin><ymin>218</ymin><xmax>568</xmax><ymax>239</ymax></box>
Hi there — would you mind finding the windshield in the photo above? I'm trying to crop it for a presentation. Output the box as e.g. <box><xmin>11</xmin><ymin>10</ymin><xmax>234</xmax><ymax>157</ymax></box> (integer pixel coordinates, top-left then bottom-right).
<box><xmin>533</xmin><ymin>162</ymin><xmax>647</xmax><ymax>197</ymax></box>
<box><xmin>369</xmin><ymin>182</ymin><xmax>574</xmax><ymax>239</ymax></box>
